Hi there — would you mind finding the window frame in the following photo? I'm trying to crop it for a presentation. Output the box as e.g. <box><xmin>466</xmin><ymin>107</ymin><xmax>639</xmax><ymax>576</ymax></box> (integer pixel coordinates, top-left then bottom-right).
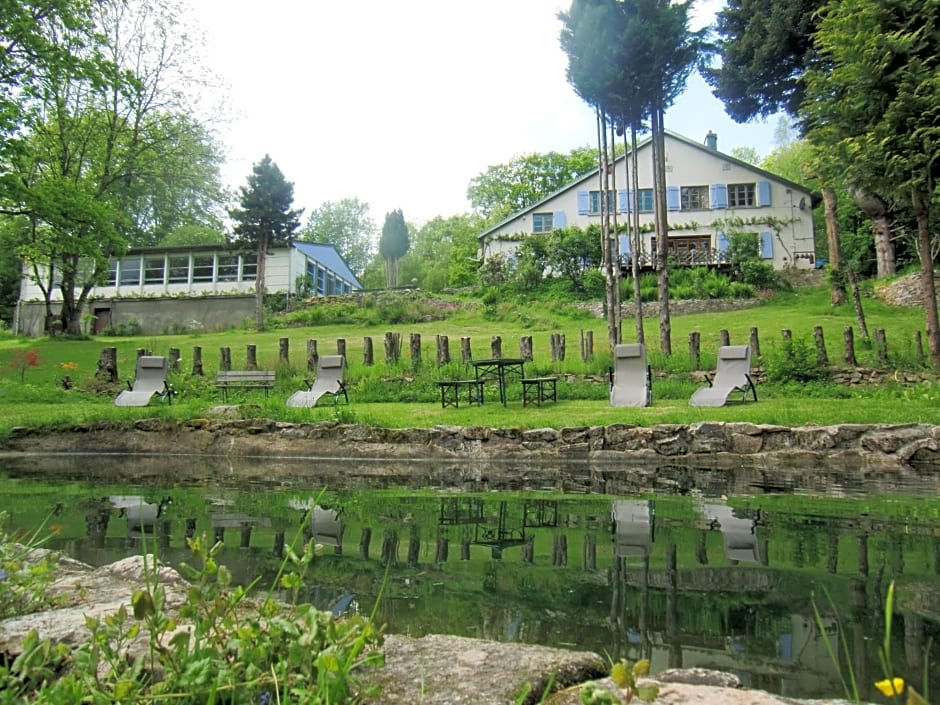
<box><xmin>532</xmin><ymin>212</ymin><xmax>554</xmax><ymax>233</ymax></box>
<box><xmin>728</xmin><ymin>183</ymin><xmax>756</xmax><ymax>208</ymax></box>
<box><xmin>680</xmin><ymin>185</ymin><xmax>709</xmax><ymax>211</ymax></box>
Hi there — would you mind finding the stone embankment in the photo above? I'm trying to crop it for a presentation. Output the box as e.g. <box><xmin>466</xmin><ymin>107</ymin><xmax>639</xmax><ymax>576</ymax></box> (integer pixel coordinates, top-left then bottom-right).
<box><xmin>3</xmin><ymin>419</ymin><xmax>940</xmax><ymax>471</ymax></box>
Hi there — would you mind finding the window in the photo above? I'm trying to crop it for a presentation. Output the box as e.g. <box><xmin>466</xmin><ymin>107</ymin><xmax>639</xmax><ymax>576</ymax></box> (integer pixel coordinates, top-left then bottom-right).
<box><xmin>105</xmin><ymin>260</ymin><xmax>118</xmax><ymax>286</ymax></box>
<box><xmin>241</xmin><ymin>256</ymin><xmax>257</xmax><ymax>281</ymax></box>
<box><xmin>143</xmin><ymin>257</ymin><xmax>165</xmax><ymax>285</ymax></box>
<box><xmin>637</xmin><ymin>188</ymin><xmax>654</xmax><ymax>212</ymax></box>
<box><xmin>119</xmin><ymin>258</ymin><xmax>141</xmax><ymax>286</ymax></box>
<box><xmin>681</xmin><ymin>186</ymin><xmax>709</xmax><ymax>210</ymax></box>
<box><xmin>192</xmin><ymin>255</ymin><xmax>214</xmax><ymax>283</ymax></box>
<box><xmin>728</xmin><ymin>183</ymin><xmax>755</xmax><ymax>208</ymax></box>
<box><xmin>217</xmin><ymin>255</ymin><xmax>238</xmax><ymax>282</ymax></box>
<box><xmin>649</xmin><ymin>235</ymin><xmax>712</xmax><ymax>264</ymax></box>
<box><xmin>168</xmin><ymin>256</ymin><xmax>189</xmax><ymax>284</ymax></box>
<box><xmin>532</xmin><ymin>213</ymin><xmax>553</xmax><ymax>233</ymax></box>
<box><xmin>588</xmin><ymin>190</ymin><xmax>617</xmax><ymax>214</ymax></box>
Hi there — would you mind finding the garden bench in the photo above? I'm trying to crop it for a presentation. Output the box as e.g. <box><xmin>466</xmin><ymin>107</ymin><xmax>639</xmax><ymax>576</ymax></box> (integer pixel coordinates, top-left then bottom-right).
<box><xmin>437</xmin><ymin>379</ymin><xmax>485</xmax><ymax>408</ymax></box>
<box><xmin>215</xmin><ymin>370</ymin><xmax>276</xmax><ymax>402</ymax></box>
<box><xmin>521</xmin><ymin>376</ymin><xmax>558</xmax><ymax>407</ymax></box>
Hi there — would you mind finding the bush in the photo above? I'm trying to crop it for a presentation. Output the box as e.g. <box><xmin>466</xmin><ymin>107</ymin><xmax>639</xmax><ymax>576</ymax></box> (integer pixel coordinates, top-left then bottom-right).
<box><xmin>763</xmin><ymin>336</ymin><xmax>828</xmax><ymax>383</ymax></box>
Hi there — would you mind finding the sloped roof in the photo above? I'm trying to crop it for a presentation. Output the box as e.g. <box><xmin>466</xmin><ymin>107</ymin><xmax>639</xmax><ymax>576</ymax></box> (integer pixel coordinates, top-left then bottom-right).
<box><xmin>478</xmin><ymin>129</ymin><xmax>816</xmax><ymax>240</ymax></box>
<box><xmin>292</xmin><ymin>241</ymin><xmax>362</xmax><ymax>289</ymax></box>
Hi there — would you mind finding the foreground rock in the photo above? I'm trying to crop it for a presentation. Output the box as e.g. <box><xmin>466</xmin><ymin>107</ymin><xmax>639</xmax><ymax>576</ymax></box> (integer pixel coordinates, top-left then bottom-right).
<box><xmin>4</xmin><ymin>419</ymin><xmax>940</xmax><ymax>470</ymax></box>
<box><xmin>0</xmin><ymin>555</ymin><xmax>875</xmax><ymax>705</ymax></box>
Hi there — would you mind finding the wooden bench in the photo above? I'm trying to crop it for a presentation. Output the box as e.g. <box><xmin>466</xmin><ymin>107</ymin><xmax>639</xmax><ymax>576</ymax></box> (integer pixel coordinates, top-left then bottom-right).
<box><xmin>216</xmin><ymin>370</ymin><xmax>276</xmax><ymax>402</ymax></box>
<box><xmin>437</xmin><ymin>379</ymin><xmax>485</xmax><ymax>408</ymax></box>
<box><xmin>521</xmin><ymin>376</ymin><xmax>558</xmax><ymax>407</ymax></box>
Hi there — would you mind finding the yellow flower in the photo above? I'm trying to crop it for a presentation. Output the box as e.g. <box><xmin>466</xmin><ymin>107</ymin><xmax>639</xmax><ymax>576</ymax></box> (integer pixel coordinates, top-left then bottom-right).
<box><xmin>875</xmin><ymin>677</ymin><xmax>905</xmax><ymax>697</ymax></box>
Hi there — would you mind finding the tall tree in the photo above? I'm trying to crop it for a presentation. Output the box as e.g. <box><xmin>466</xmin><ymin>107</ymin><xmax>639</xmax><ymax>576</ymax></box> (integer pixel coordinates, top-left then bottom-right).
<box><xmin>378</xmin><ymin>209</ymin><xmax>410</xmax><ymax>289</ymax></box>
<box><xmin>300</xmin><ymin>198</ymin><xmax>375</xmax><ymax>276</ymax></box>
<box><xmin>802</xmin><ymin>0</ymin><xmax>940</xmax><ymax>366</ymax></box>
<box><xmin>398</xmin><ymin>213</ymin><xmax>481</xmax><ymax>292</ymax></box>
<box><xmin>467</xmin><ymin>148</ymin><xmax>597</xmax><ymax>223</ymax></box>
<box><xmin>229</xmin><ymin>155</ymin><xmax>302</xmax><ymax>331</ymax></box>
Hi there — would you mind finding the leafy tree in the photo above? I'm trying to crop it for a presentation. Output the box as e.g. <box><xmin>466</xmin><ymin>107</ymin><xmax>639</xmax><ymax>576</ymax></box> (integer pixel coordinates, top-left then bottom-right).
<box><xmin>398</xmin><ymin>213</ymin><xmax>481</xmax><ymax>292</ymax></box>
<box><xmin>299</xmin><ymin>198</ymin><xmax>375</xmax><ymax>276</ymax></box>
<box><xmin>378</xmin><ymin>209</ymin><xmax>410</xmax><ymax>289</ymax></box>
<box><xmin>802</xmin><ymin>0</ymin><xmax>940</xmax><ymax>366</ymax></box>
<box><xmin>467</xmin><ymin>148</ymin><xmax>597</xmax><ymax>223</ymax></box>
<box><xmin>230</xmin><ymin>155</ymin><xmax>303</xmax><ymax>331</ymax></box>
<box><xmin>547</xmin><ymin>225</ymin><xmax>602</xmax><ymax>293</ymax></box>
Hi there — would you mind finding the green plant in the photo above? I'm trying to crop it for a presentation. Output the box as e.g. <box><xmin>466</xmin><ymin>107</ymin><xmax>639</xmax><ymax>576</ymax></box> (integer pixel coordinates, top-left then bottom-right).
<box><xmin>7</xmin><ymin>349</ymin><xmax>42</xmax><ymax>383</ymax></box>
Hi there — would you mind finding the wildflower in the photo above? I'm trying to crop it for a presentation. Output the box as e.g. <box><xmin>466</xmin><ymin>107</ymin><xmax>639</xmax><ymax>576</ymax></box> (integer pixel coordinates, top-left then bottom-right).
<box><xmin>60</xmin><ymin>361</ymin><xmax>78</xmax><ymax>371</ymax></box>
<box><xmin>875</xmin><ymin>677</ymin><xmax>905</xmax><ymax>697</ymax></box>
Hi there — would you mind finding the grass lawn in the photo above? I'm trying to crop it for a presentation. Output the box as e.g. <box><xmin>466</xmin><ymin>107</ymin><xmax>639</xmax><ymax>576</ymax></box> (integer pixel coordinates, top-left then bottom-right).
<box><xmin>0</xmin><ymin>284</ymin><xmax>937</xmax><ymax>436</ymax></box>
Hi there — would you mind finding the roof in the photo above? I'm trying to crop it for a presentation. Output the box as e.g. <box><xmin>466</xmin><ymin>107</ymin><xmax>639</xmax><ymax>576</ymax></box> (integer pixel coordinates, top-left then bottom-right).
<box><xmin>478</xmin><ymin>129</ymin><xmax>817</xmax><ymax>240</ymax></box>
<box><xmin>292</xmin><ymin>241</ymin><xmax>363</xmax><ymax>289</ymax></box>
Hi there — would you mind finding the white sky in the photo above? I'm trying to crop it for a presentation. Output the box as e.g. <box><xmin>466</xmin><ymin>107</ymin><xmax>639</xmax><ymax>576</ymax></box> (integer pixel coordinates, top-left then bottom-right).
<box><xmin>189</xmin><ymin>1</ymin><xmax>784</xmax><ymax>227</ymax></box>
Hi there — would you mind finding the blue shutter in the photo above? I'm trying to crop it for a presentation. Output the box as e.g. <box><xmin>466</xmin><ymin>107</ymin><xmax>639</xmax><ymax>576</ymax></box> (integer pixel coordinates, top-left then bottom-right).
<box><xmin>711</xmin><ymin>183</ymin><xmax>728</xmax><ymax>209</ymax></box>
<box><xmin>553</xmin><ymin>210</ymin><xmax>566</xmax><ymax>229</ymax></box>
<box><xmin>577</xmin><ymin>190</ymin><xmax>590</xmax><ymax>215</ymax></box>
<box><xmin>757</xmin><ymin>180</ymin><xmax>772</xmax><ymax>206</ymax></box>
<box><xmin>627</xmin><ymin>190</ymin><xmax>635</xmax><ymax>213</ymax></box>
<box><xmin>716</xmin><ymin>232</ymin><xmax>730</xmax><ymax>255</ymax></box>
<box><xmin>619</xmin><ymin>234</ymin><xmax>631</xmax><ymax>256</ymax></box>
<box><xmin>667</xmin><ymin>186</ymin><xmax>681</xmax><ymax>211</ymax></box>
<box><xmin>618</xmin><ymin>189</ymin><xmax>628</xmax><ymax>213</ymax></box>
<box><xmin>759</xmin><ymin>231</ymin><xmax>774</xmax><ymax>259</ymax></box>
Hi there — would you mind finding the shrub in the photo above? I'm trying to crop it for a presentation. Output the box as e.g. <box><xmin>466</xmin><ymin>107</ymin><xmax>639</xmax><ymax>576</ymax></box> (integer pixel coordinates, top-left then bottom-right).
<box><xmin>763</xmin><ymin>337</ymin><xmax>828</xmax><ymax>383</ymax></box>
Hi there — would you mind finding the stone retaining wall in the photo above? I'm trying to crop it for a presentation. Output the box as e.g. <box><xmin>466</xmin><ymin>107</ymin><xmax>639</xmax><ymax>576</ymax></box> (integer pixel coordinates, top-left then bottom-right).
<box><xmin>4</xmin><ymin>419</ymin><xmax>940</xmax><ymax>470</ymax></box>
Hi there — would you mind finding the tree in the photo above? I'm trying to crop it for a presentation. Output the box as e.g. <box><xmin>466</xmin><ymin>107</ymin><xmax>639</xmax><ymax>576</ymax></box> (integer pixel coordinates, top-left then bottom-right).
<box><xmin>467</xmin><ymin>148</ymin><xmax>597</xmax><ymax>223</ymax></box>
<box><xmin>300</xmin><ymin>198</ymin><xmax>375</xmax><ymax>276</ymax></box>
<box><xmin>229</xmin><ymin>155</ymin><xmax>303</xmax><ymax>331</ymax></box>
<box><xmin>802</xmin><ymin>0</ymin><xmax>940</xmax><ymax>366</ymax></box>
<box><xmin>397</xmin><ymin>213</ymin><xmax>481</xmax><ymax>292</ymax></box>
<box><xmin>378</xmin><ymin>209</ymin><xmax>410</xmax><ymax>289</ymax></box>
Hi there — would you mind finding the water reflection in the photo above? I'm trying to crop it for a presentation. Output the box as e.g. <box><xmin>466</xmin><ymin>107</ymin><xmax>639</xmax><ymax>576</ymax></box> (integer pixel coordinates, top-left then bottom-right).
<box><xmin>1</xmin><ymin>454</ymin><xmax>939</xmax><ymax>702</ymax></box>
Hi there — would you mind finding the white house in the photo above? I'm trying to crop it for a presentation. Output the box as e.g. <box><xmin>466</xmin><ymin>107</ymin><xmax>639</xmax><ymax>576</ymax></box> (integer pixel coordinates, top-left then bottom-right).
<box><xmin>15</xmin><ymin>240</ymin><xmax>362</xmax><ymax>336</ymax></box>
<box><xmin>479</xmin><ymin>130</ymin><xmax>817</xmax><ymax>271</ymax></box>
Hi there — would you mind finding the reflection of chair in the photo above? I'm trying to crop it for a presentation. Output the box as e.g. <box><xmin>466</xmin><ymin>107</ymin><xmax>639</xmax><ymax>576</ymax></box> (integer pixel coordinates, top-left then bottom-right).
<box><xmin>702</xmin><ymin>503</ymin><xmax>761</xmax><ymax>564</ymax></box>
<box><xmin>115</xmin><ymin>356</ymin><xmax>172</xmax><ymax>406</ymax></box>
<box><xmin>309</xmin><ymin>506</ymin><xmax>344</xmax><ymax>548</ymax></box>
<box><xmin>690</xmin><ymin>345</ymin><xmax>757</xmax><ymax>407</ymax></box>
<box><xmin>109</xmin><ymin>495</ymin><xmax>168</xmax><ymax>532</ymax></box>
<box><xmin>609</xmin><ymin>343</ymin><xmax>651</xmax><ymax>407</ymax></box>
<box><xmin>286</xmin><ymin>355</ymin><xmax>348</xmax><ymax>407</ymax></box>
<box><xmin>612</xmin><ymin>499</ymin><xmax>654</xmax><ymax>557</ymax></box>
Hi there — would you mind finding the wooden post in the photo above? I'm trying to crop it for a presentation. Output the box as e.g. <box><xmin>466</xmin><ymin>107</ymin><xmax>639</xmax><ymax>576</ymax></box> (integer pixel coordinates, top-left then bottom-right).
<box><xmin>719</xmin><ymin>329</ymin><xmax>730</xmax><ymax>347</ymax></box>
<box><xmin>688</xmin><ymin>332</ymin><xmax>701</xmax><ymax>370</ymax></box>
<box><xmin>168</xmin><ymin>348</ymin><xmax>181</xmax><ymax>372</ymax></box>
<box><xmin>435</xmin><ymin>537</ymin><xmax>448</xmax><ymax>564</ymax></box>
<box><xmin>875</xmin><ymin>328</ymin><xmax>888</xmax><ymax>364</ymax></box>
<box><xmin>96</xmin><ymin>347</ymin><xmax>119</xmax><ymax>383</ymax></box>
<box><xmin>582</xmin><ymin>331</ymin><xmax>593</xmax><ymax>361</ymax></box>
<box><xmin>490</xmin><ymin>335</ymin><xmax>502</xmax><ymax>358</ymax></box>
<box><xmin>363</xmin><ymin>337</ymin><xmax>374</xmax><ymax>366</ymax></box>
<box><xmin>220</xmin><ymin>347</ymin><xmax>232</xmax><ymax>372</ymax></box>
<box><xmin>337</xmin><ymin>338</ymin><xmax>346</xmax><ymax>358</ymax></box>
<box><xmin>407</xmin><ymin>525</ymin><xmax>420</xmax><ymax>568</ymax></box>
<box><xmin>436</xmin><ymin>335</ymin><xmax>450</xmax><ymax>365</ymax></box>
<box><xmin>844</xmin><ymin>326</ymin><xmax>858</xmax><ymax>366</ymax></box>
<box><xmin>556</xmin><ymin>333</ymin><xmax>566</xmax><ymax>361</ymax></box>
<box><xmin>551</xmin><ymin>334</ymin><xmax>560</xmax><ymax>362</ymax></box>
<box><xmin>240</xmin><ymin>523</ymin><xmax>252</xmax><ymax>548</ymax></box>
<box><xmin>460</xmin><ymin>337</ymin><xmax>472</xmax><ymax>363</ymax></box>
<box><xmin>749</xmin><ymin>327</ymin><xmax>760</xmax><ymax>357</ymax></box>
<box><xmin>192</xmin><ymin>346</ymin><xmax>204</xmax><ymax>376</ymax></box>
<box><xmin>273</xmin><ymin>531</ymin><xmax>285</xmax><ymax>558</ymax></box>
<box><xmin>857</xmin><ymin>533</ymin><xmax>869</xmax><ymax>576</ymax></box>
<box><xmin>582</xmin><ymin>534</ymin><xmax>597</xmax><ymax>570</ymax></box>
<box><xmin>460</xmin><ymin>536</ymin><xmax>470</xmax><ymax>560</ymax></box>
<box><xmin>520</xmin><ymin>335</ymin><xmax>532</xmax><ymax>361</ymax></box>
<box><xmin>813</xmin><ymin>326</ymin><xmax>828</xmax><ymax>366</ymax></box>
<box><xmin>552</xmin><ymin>534</ymin><xmax>568</xmax><ymax>566</ymax></box>
<box><xmin>359</xmin><ymin>527</ymin><xmax>372</xmax><ymax>559</ymax></box>
<box><xmin>915</xmin><ymin>331</ymin><xmax>926</xmax><ymax>366</ymax></box>
<box><xmin>384</xmin><ymin>332</ymin><xmax>401</xmax><ymax>364</ymax></box>
<box><xmin>306</xmin><ymin>339</ymin><xmax>318</xmax><ymax>371</ymax></box>
<box><xmin>246</xmin><ymin>344</ymin><xmax>258</xmax><ymax>370</ymax></box>
<box><xmin>278</xmin><ymin>338</ymin><xmax>289</xmax><ymax>366</ymax></box>
<box><xmin>409</xmin><ymin>333</ymin><xmax>422</xmax><ymax>369</ymax></box>
<box><xmin>381</xmin><ymin>528</ymin><xmax>399</xmax><ymax>566</ymax></box>
<box><xmin>521</xmin><ymin>536</ymin><xmax>534</xmax><ymax>564</ymax></box>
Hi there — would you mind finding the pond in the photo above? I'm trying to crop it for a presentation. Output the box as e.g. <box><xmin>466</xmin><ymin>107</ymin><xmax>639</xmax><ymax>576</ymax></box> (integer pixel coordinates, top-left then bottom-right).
<box><xmin>1</xmin><ymin>453</ymin><xmax>939</xmax><ymax>703</ymax></box>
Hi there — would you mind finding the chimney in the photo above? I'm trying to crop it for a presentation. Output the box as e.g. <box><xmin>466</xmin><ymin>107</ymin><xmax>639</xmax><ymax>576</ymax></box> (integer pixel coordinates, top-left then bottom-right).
<box><xmin>704</xmin><ymin>130</ymin><xmax>718</xmax><ymax>150</ymax></box>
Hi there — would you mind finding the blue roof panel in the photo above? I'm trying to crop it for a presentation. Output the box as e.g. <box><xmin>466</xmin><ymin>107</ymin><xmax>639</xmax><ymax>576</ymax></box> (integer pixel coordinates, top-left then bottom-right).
<box><xmin>292</xmin><ymin>241</ymin><xmax>362</xmax><ymax>289</ymax></box>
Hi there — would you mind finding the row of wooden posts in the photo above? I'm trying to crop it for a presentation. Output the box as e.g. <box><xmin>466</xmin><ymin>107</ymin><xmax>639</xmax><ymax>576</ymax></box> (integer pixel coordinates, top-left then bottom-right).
<box><xmin>96</xmin><ymin>325</ymin><xmax>916</xmax><ymax>382</ymax></box>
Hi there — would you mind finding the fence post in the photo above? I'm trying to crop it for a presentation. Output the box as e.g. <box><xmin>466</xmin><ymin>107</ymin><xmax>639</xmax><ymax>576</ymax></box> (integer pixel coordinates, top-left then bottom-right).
<box><xmin>874</xmin><ymin>328</ymin><xmax>888</xmax><ymax>364</ymax></box>
<box><xmin>688</xmin><ymin>332</ymin><xmax>701</xmax><ymax>371</ymax></box>
<box><xmin>719</xmin><ymin>329</ymin><xmax>730</xmax><ymax>347</ymax></box>
<box><xmin>749</xmin><ymin>327</ymin><xmax>761</xmax><ymax>357</ymax></box>
<box><xmin>843</xmin><ymin>326</ymin><xmax>858</xmax><ymax>366</ymax></box>
<box><xmin>220</xmin><ymin>347</ymin><xmax>232</xmax><ymax>372</ymax></box>
<box><xmin>192</xmin><ymin>346</ymin><xmax>204</xmax><ymax>376</ymax></box>
<box><xmin>460</xmin><ymin>337</ymin><xmax>472</xmax><ymax>364</ymax></box>
<box><xmin>96</xmin><ymin>347</ymin><xmax>118</xmax><ymax>383</ymax></box>
<box><xmin>813</xmin><ymin>326</ymin><xmax>828</xmax><ymax>366</ymax></box>
<box><xmin>278</xmin><ymin>338</ymin><xmax>289</xmax><ymax>366</ymax></box>
<box><xmin>168</xmin><ymin>348</ymin><xmax>181</xmax><ymax>372</ymax></box>
<box><xmin>306</xmin><ymin>339</ymin><xmax>318</xmax><ymax>372</ymax></box>
<box><xmin>520</xmin><ymin>335</ymin><xmax>533</xmax><ymax>361</ymax></box>
<box><xmin>490</xmin><ymin>335</ymin><xmax>502</xmax><ymax>358</ymax></box>
<box><xmin>363</xmin><ymin>337</ymin><xmax>374</xmax><ymax>366</ymax></box>
<box><xmin>246</xmin><ymin>344</ymin><xmax>257</xmax><ymax>370</ymax></box>
<box><xmin>384</xmin><ymin>332</ymin><xmax>401</xmax><ymax>364</ymax></box>
<box><xmin>436</xmin><ymin>335</ymin><xmax>450</xmax><ymax>365</ymax></box>
<box><xmin>337</xmin><ymin>338</ymin><xmax>346</xmax><ymax>359</ymax></box>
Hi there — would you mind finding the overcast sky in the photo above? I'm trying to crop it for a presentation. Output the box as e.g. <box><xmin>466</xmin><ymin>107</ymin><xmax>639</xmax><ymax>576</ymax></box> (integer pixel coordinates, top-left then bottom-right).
<box><xmin>189</xmin><ymin>1</ymin><xmax>784</xmax><ymax>226</ymax></box>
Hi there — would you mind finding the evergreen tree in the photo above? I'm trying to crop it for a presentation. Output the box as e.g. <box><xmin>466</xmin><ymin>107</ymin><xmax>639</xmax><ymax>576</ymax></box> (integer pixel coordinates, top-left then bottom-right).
<box><xmin>229</xmin><ymin>155</ymin><xmax>303</xmax><ymax>331</ymax></box>
<box><xmin>378</xmin><ymin>209</ymin><xmax>410</xmax><ymax>289</ymax></box>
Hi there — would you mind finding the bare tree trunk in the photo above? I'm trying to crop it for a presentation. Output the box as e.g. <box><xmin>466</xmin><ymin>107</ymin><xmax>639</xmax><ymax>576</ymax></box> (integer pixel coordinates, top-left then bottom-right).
<box><xmin>255</xmin><ymin>240</ymin><xmax>267</xmax><ymax>331</ymax></box>
<box><xmin>912</xmin><ymin>185</ymin><xmax>940</xmax><ymax>368</ymax></box>
<box><xmin>609</xmin><ymin>122</ymin><xmax>622</xmax><ymax>344</ymax></box>
<box><xmin>822</xmin><ymin>187</ymin><xmax>846</xmax><ymax>306</ymax></box>
<box><xmin>597</xmin><ymin>110</ymin><xmax>617</xmax><ymax>350</ymax></box>
<box><xmin>629</xmin><ymin>125</ymin><xmax>644</xmax><ymax>344</ymax></box>
<box><xmin>651</xmin><ymin>104</ymin><xmax>671</xmax><ymax>355</ymax></box>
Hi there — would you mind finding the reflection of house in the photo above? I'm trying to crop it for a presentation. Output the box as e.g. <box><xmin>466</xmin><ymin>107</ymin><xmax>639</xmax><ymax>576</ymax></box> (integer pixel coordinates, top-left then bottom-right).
<box><xmin>15</xmin><ymin>241</ymin><xmax>362</xmax><ymax>336</ymax></box>
<box><xmin>479</xmin><ymin>130</ymin><xmax>816</xmax><ymax>271</ymax></box>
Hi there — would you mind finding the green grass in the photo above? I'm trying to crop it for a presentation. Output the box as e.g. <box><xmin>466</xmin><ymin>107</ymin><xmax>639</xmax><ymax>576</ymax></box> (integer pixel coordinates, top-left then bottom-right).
<box><xmin>0</xmin><ymin>284</ymin><xmax>937</xmax><ymax>436</ymax></box>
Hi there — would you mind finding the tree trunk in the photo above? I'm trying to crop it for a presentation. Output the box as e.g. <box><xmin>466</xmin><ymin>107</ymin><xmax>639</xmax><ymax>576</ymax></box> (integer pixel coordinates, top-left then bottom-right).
<box><xmin>849</xmin><ymin>186</ymin><xmax>896</xmax><ymax>277</ymax></box>
<box><xmin>255</xmin><ymin>239</ymin><xmax>267</xmax><ymax>331</ymax></box>
<box><xmin>912</xmin><ymin>185</ymin><xmax>940</xmax><ymax>368</ymax></box>
<box><xmin>651</xmin><ymin>104</ymin><xmax>671</xmax><ymax>355</ymax></box>
<box><xmin>609</xmin><ymin>122</ymin><xmax>621</xmax><ymax>344</ymax></box>
<box><xmin>822</xmin><ymin>187</ymin><xmax>846</xmax><ymax>306</ymax></box>
<box><xmin>629</xmin><ymin>125</ymin><xmax>644</xmax><ymax>345</ymax></box>
<box><xmin>597</xmin><ymin>110</ymin><xmax>617</xmax><ymax>350</ymax></box>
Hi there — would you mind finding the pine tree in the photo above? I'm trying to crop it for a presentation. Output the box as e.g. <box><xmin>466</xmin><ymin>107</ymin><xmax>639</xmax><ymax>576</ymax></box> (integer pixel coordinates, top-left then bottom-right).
<box><xmin>378</xmin><ymin>209</ymin><xmax>410</xmax><ymax>288</ymax></box>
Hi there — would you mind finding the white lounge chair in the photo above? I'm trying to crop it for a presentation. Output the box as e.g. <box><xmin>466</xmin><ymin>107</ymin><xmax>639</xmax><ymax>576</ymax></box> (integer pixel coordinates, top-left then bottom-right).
<box><xmin>612</xmin><ymin>499</ymin><xmax>654</xmax><ymax>558</ymax></box>
<box><xmin>114</xmin><ymin>355</ymin><xmax>172</xmax><ymax>406</ymax></box>
<box><xmin>286</xmin><ymin>355</ymin><xmax>348</xmax><ymax>407</ymax></box>
<box><xmin>702</xmin><ymin>503</ymin><xmax>762</xmax><ymax>564</ymax></box>
<box><xmin>609</xmin><ymin>343</ymin><xmax>651</xmax><ymax>407</ymax></box>
<box><xmin>690</xmin><ymin>345</ymin><xmax>757</xmax><ymax>407</ymax></box>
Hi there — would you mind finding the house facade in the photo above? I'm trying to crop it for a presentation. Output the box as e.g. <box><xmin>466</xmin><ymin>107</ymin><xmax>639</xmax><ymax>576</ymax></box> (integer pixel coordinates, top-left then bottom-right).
<box><xmin>479</xmin><ymin>131</ymin><xmax>817</xmax><ymax>271</ymax></box>
<box><xmin>15</xmin><ymin>240</ymin><xmax>362</xmax><ymax>336</ymax></box>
